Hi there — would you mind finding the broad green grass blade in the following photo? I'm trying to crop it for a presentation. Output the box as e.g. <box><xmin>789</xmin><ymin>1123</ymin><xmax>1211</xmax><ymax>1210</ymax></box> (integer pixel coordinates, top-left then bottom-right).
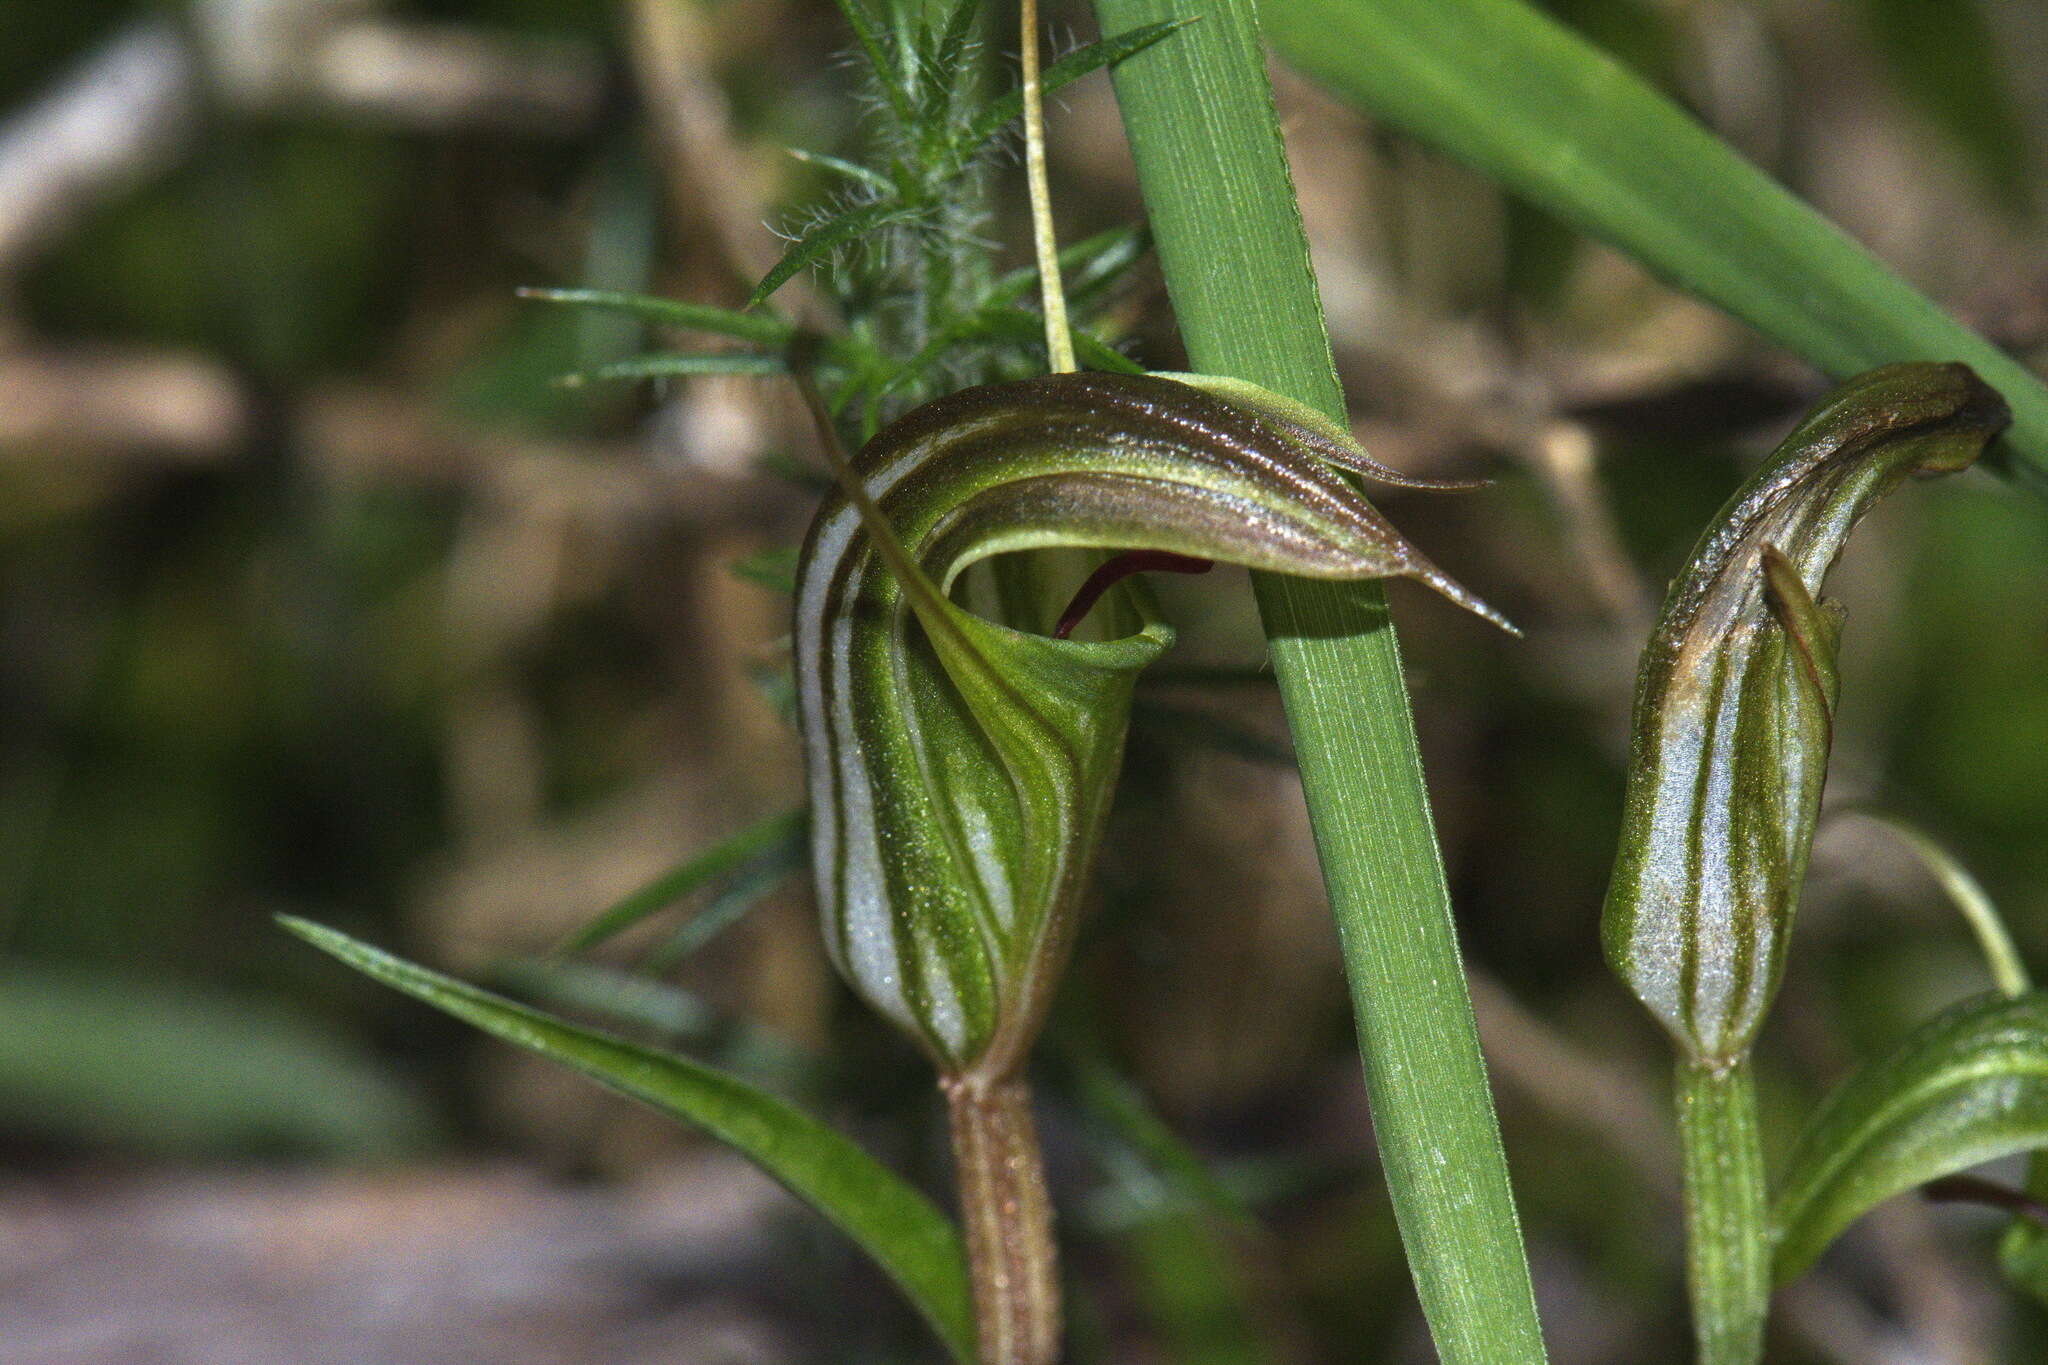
<box><xmin>279</xmin><ymin>916</ymin><xmax>976</xmax><ymax>1362</ymax></box>
<box><xmin>1772</xmin><ymin>991</ymin><xmax>2048</xmax><ymax>1285</ymax></box>
<box><xmin>1260</xmin><ymin>0</ymin><xmax>2048</xmax><ymax>491</ymax></box>
<box><xmin>1093</xmin><ymin>0</ymin><xmax>1548</xmax><ymax>1359</ymax></box>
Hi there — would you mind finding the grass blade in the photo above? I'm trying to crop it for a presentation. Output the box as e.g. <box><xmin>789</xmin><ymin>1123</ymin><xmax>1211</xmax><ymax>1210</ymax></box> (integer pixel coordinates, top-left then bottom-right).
<box><xmin>1261</xmin><ymin>0</ymin><xmax>2048</xmax><ymax>491</ymax></box>
<box><xmin>556</xmin><ymin>808</ymin><xmax>808</xmax><ymax>954</ymax></box>
<box><xmin>1093</xmin><ymin>0</ymin><xmax>1548</xmax><ymax>1359</ymax></box>
<box><xmin>517</xmin><ymin>288</ymin><xmax>797</xmax><ymax>347</ymax></box>
<box><xmin>279</xmin><ymin>915</ymin><xmax>976</xmax><ymax>1363</ymax></box>
<box><xmin>786</xmin><ymin>146</ymin><xmax>896</xmax><ymax>194</ymax></box>
<box><xmin>641</xmin><ymin>835</ymin><xmax>806</xmax><ymax>972</ymax></box>
<box><xmin>559</xmin><ymin>353</ymin><xmax>787</xmax><ymax>386</ymax></box>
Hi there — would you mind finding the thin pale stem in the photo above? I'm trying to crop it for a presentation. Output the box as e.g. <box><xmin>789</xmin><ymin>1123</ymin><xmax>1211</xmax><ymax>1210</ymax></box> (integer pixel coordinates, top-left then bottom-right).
<box><xmin>1019</xmin><ymin>0</ymin><xmax>1074</xmax><ymax>373</ymax></box>
<box><xmin>944</xmin><ymin>1073</ymin><xmax>1061</xmax><ymax>1365</ymax></box>
<box><xmin>1677</xmin><ymin>1058</ymin><xmax>1770</xmax><ymax>1365</ymax></box>
<box><xmin>1841</xmin><ymin>807</ymin><xmax>2030</xmax><ymax>997</ymax></box>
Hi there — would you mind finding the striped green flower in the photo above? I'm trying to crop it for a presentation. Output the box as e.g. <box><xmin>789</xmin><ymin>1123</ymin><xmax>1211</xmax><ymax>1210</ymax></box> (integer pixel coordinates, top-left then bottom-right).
<box><xmin>795</xmin><ymin>370</ymin><xmax>1503</xmax><ymax>1077</ymax></box>
<box><xmin>1604</xmin><ymin>363</ymin><xmax>2009</xmax><ymax>1069</ymax></box>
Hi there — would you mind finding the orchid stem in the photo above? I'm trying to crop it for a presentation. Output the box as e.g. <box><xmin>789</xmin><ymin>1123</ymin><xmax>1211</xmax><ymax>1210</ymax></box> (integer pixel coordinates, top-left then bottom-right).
<box><xmin>945</xmin><ymin>1072</ymin><xmax>1061</xmax><ymax>1365</ymax></box>
<box><xmin>1677</xmin><ymin>1058</ymin><xmax>1769</xmax><ymax>1365</ymax></box>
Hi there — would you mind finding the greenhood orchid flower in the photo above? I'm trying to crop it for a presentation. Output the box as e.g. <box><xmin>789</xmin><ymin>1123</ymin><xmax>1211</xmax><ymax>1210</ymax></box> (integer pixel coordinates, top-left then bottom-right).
<box><xmin>1604</xmin><ymin>361</ymin><xmax>2010</xmax><ymax>1071</ymax></box>
<box><xmin>795</xmin><ymin>369</ymin><xmax>1506</xmax><ymax>1082</ymax></box>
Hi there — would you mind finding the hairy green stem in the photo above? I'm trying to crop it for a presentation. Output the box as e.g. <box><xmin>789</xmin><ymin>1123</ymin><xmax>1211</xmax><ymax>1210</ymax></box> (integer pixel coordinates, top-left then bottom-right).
<box><xmin>1677</xmin><ymin>1060</ymin><xmax>1769</xmax><ymax>1365</ymax></box>
<box><xmin>1094</xmin><ymin>0</ymin><xmax>1547</xmax><ymax>1359</ymax></box>
<box><xmin>944</xmin><ymin>1074</ymin><xmax>1061</xmax><ymax>1365</ymax></box>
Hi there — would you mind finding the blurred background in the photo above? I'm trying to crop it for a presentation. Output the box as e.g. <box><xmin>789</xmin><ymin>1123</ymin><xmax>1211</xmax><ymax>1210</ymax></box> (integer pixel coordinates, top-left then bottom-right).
<box><xmin>2</xmin><ymin>0</ymin><xmax>2046</xmax><ymax>1360</ymax></box>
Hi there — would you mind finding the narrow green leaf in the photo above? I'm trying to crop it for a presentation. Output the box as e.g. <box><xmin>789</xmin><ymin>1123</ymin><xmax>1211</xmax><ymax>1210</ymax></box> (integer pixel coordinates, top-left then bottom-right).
<box><xmin>278</xmin><ymin>916</ymin><xmax>976</xmax><ymax>1363</ymax></box>
<box><xmin>517</xmin><ymin>288</ymin><xmax>797</xmax><ymax>347</ymax></box>
<box><xmin>1604</xmin><ymin>364</ymin><xmax>2008</xmax><ymax>1068</ymax></box>
<box><xmin>1093</xmin><ymin>0</ymin><xmax>1549</xmax><ymax>1357</ymax></box>
<box><xmin>1070</xmin><ymin>1057</ymin><xmax>1252</xmax><ymax>1227</ymax></box>
<box><xmin>2000</xmin><ymin>1193</ymin><xmax>2048</xmax><ymax>1309</ymax></box>
<box><xmin>1772</xmin><ymin>991</ymin><xmax>2048</xmax><ymax>1285</ymax></box>
<box><xmin>786</xmin><ymin>146</ymin><xmax>897</xmax><ymax>194</ymax></box>
<box><xmin>1123</xmin><ymin>1211</ymin><xmax>1270</xmax><ymax>1365</ymax></box>
<box><xmin>556</xmin><ymin>808</ymin><xmax>807</xmax><ymax>954</ymax></box>
<box><xmin>962</xmin><ymin>21</ymin><xmax>1192</xmax><ymax>161</ymax></box>
<box><xmin>748</xmin><ymin>203</ymin><xmax>917</xmax><ymax>309</ymax></box>
<box><xmin>494</xmin><ymin>957</ymin><xmax>720</xmax><ymax>1038</ymax></box>
<box><xmin>642</xmin><ymin>835</ymin><xmax>806</xmax><ymax>972</ymax></box>
<box><xmin>986</xmin><ymin>223</ymin><xmax>1150</xmax><ymax>311</ymax></box>
<box><xmin>490</xmin><ymin>958</ymin><xmax>812</xmax><ymax>1080</ymax></box>
<box><xmin>558</xmin><ymin>353</ymin><xmax>787</xmax><ymax>387</ymax></box>
<box><xmin>917</xmin><ymin>0</ymin><xmax>985</xmax><ymax>129</ymax></box>
<box><xmin>1261</xmin><ymin>0</ymin><xmax>2048</xmax><ymax>489</ymax></box>
<box><xmin>976</xmin><ymin>306</ymin><xmax>1143</xmax><ymax>375</ymax></box>
<box><xmin>879</xmin><ymin>302</ymin><xmax>1139</xmax><ymax>400</ymax></box>
<box><xmin>831</xmin><ymin>0</ymin><xmax>917</xmax><ymax>126</ymax></box>
<box><xmin>1071</xmin><ymin>330</ymin><xmax>1142</xmax><ymax>375</ymax></box>
<box><xmin>0</xmin><ymin>965</ymin><xmax>432</xmax><ymax>1156</ymax></box>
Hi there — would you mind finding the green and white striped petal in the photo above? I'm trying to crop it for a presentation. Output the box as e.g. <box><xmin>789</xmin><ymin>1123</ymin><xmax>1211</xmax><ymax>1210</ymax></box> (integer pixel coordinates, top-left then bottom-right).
<box><xmin>796</xmin><ymin>370</ymin><xmax>1502</xmax><ymax>1075</ymax></box>
<box><xmin>1603</xmin><ymin>363</ymin><xmax>2009</xmax><ymax>1069</ymax></box>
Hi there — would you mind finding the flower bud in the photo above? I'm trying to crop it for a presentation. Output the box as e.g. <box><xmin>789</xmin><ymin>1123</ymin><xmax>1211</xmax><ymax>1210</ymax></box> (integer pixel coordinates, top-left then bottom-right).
<box><xmin>1604</xmin><ymin>363</ymin><xmax>2009</xmax><ymax>1068</ymax></box>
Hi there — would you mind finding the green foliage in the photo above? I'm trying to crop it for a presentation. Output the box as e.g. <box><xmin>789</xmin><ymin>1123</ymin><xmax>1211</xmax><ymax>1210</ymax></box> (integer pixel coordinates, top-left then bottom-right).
<box><xmin>279</xmin><ymin>916</ymin><xmax>978</xmax><ymax>1363</ymax></box>
<box><xmin>1604</xmin><ymin>364</ymin><xmax>2010</xmax><ymax>1068</ymax></box>
<box><xmin>760</xmin><ymin>0</ymin><xmax>1177</xmax><ymax>422</ymax></box>
<box><xmin>1091</xmin><ymin>0</ymin><xmax>1549</xmax><ymax>1358</ymax></box>
<box><xmin>1772</xmin><ymin>991</ymin><xmax>2048</xmax><ymax>1285</ymax></box>
<box><xmin>556</xmin><ymin>807</ymin><xmax>807</xmax><ymax>953</ymax></box>
<box><xmin>0</xmin><ymin>965</ymin><xmax>433</xmax><ymax>1155</ymax></box>
<box><xmin>526</xmin><ymin>8</ymin><xmax>1172</xmax><ymax>445</ymax></box>
<box><xmin>1260</xmin><ymin>0</ymin><xmax>2048</xmax><ymax>492</ymax></box>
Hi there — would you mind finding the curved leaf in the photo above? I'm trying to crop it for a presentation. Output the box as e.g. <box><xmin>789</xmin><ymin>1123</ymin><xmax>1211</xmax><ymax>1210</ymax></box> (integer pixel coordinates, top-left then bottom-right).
<box><xmin>1261</xmin><ymin>0</ymin><xmax>2048</xmax><ymax>490</ymax></box>
<box><xmin>278</xmin><ymin>916</ymin><xmax>976</xmax><ymax>1363</ymax></box>
<box><xmin>1603</xmin><ymin>363</ymin><xmax>2009</xmax><ymax>1067</ymax></box>
<box><xmin>1772</xmin><ymin>991</ymin><xmax>2048</xmax><ymax>1284</ymax></box>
